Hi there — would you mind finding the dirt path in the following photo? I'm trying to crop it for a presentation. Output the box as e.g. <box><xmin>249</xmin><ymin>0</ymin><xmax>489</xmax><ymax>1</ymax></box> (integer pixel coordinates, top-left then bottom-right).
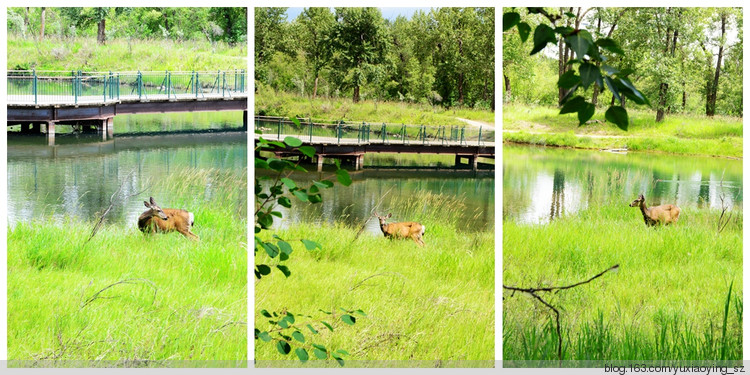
<box><xmin>455</xmin><ymin>117</ymin><xmax>495</xmax><ymax>130</ymax></box>
<box><xmin>503</xmin><ymin>129</ymin><xmax>628</xmax><ymax>139</ymax></box>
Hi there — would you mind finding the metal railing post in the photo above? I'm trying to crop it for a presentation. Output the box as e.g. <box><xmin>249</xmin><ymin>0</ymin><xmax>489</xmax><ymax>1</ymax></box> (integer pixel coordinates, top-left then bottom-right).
<box><xmin>478</xmin><ymin>126</ymin><xmax>482</xmax><ymax>146</ymax></box>
<box><xmin>278</xmin><ymin>118</ymin><xmax>282</xmax><ymax>140</ymax></box>
<box><xmin>33</xmin><ymin>70</ymin><xmax>37</xmax><ymax>105</ymax></box>
<box><xmin>137</xmin><ymin>71</ymin><xmax>143</xmax><ymax>99</ymax></box>
<box><xmin>222</xmin><ymin>71</ymin><xmax>226</xmax><ymax>97</ymax></box>
<box><xmin>402</xmin><ymin>124</ymin><xmax>406</xmax><ymax>144</ymax></box>
<box><xmin>103</xmin><ymin>72</ymin><xmax>107</xmax><ymax>102</ymax></box>
<box><xmin>381</xmin><ymin>123</ymin><xmax>386</xmax><ymax>144</ymax></box>
<box><xmin>309</xmin><ymin>119</ymin><xmax>312</xmax><ymax>143</ymax></box>
<box><xmin>337</xmin><ymin>121</ymin><xmax>342</xmax><ymax>145</ymax></box>
<box><xmin>461</xmin><ymin>127</ymin><xmax>465</xmax><ymax>145</ymax></box>
<box><xmin>116</xmin><ymin>73</ymin><xmax>120</xmax><ymax>100</ymax></box>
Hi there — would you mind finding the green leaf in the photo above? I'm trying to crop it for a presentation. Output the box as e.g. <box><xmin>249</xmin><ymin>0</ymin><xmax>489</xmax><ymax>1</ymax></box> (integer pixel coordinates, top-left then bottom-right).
<box><xmin>554</xmin><ymin>26</ymin><xmax>574</xmax><ymax>36</ymax></box>
<box><xmin>277</xmin><ymin>265</ymin><xmax>291</xmax><ymax>277</ymax></box>
<box><xmin>579</xmin><ymin>63</ymin><xmax>601</xmax><ymax>90</ymax></box>
<box><xmin>341</xmin><ymin>314</ymin><xmax>356</xmax><ymax>325</ymax></box>
<box><xmin>336</xmin><ymin>169</ymin><xmax>352</xmax><ymax>186</ymax></box>
<box><xmin>313</xmin><ymin>348</ymin><xmax>327</xmax><ymax>359</ymax></box>
<box><xmin>560</xmin><ymin>83</ymin><xmax>579</xmax><ymax>105</ymax></box>
<box><xmin>559</xmin><ymin>96</ymin><xmax>586</xmax><ymax>115</ymax></box>
<box><xmin>295</xmin><ymin>348</ymin><xmax>309</xmax><ymax>362</ymax></box>
<box><xmin>531</xmin><ymin>24</ymin><xmax>556</xmax><ymax>55</ymax></box>
<box><xmin>517</xmin><ymin>22</ymin><xmax>531</xmax><ymax>43</ymax></box>
<box><xmin>604</xmin><ymin>76</ymin><xmax>622</xmax><ymax>105</ymax></box>
<box><xmin>354</xmin><ymin>309</ymin><xmax>367</xmax><ymax>317</ymax></box>
<box><xmin>285</xmin><ymin>313</ymin><xmax>295</xmax><ymax>324</ymax></box>
<box><xmin>284</xmin><ymin>136</ymin><xmax>302</xmax><ymax>148</ymax></box>
<box><xmin>292</xmin><ymin>331</ymin><xmax>305</xmax><ymax>343</ymax></box>
<box><xmin>577</xmin><ymin>102</ymin><xmax>595</xmax><ymax>126</ymax></box>
<box><xmin>267</xmin><ymin>159</ymin><xmax>287</xmax><ymax>172</ymax></box>
<box><xmin>270</xmin><ymin>211</ymin><xmax>282</xmax><ymax>218</ymax></box>
<box><xmin>503</xmin><ymin>12</ymin><xmax>520</xmax><ymax>31</ymax></box>
<box><xmin>263</xmin><ymin>242</ymin><xmax>279</xmax><ymax>258</ymax></box>
<box><xmin>602</xmin><ymin>65</ymin><xmax>619</xmax><ymax>76</ymax></box>
<box><xmin>596</xmin><ymin>38</ymin><xmax>625</xmax><ymax>55</ymax></box>
<box><xmin>280</xmin><ymin>178</ymin><xmax>297</xmax><ymax>190</ymax></box>
<box><xmin>276</xmin><ymin>341</ymin><xmax>291</xmax><ymax>355</ymax></box>
<box><xmin>336</xmin><ymin>349</ymin><xmax>350</xmax><ymax>356</ymax></box>
<box><xmin>258</xmin><ymin>331</ymin><xmax>272</xmax><ymax>342</ymax></box>
<box><xmin>255</xmin><ymin>158</ymin><xmax>269</xmax><ymax>170</ymax></box>
<box><xmin>298</xmin><ymin>146</ymin><xmax>316</xmax><ymax>158</ymax></box>
<box><xmin>566</xmin><ymin>34</ymin><xmax>591</xmax><ymax>60</ymax></box>
<box><xmin>313</xmin><ymin>180</ymin><xmax>334</xmax><ymax>189</ymax></box>
<box><xmin>557</xmin><ymin>70</ymin><xmax>580</xmax><ymax>89</ymax></box>
<box><xmin>605</xmin><ymin>106</ymin><xmax>629</xmax><ymax>131</ymax></box>
<box><xmin>618</xmin><ymin>78</ymin><xmax>650</xmax><ymax>106</ymax></box>
<box><xmin>277</xmin><ymin>241</ymin><xmax>293</xmax><ymax>256</ymax></box>
<box><xmin>301</xmin><ymin>239</ymin><xmax>320</xmax><ymax>250</ymax></box>
<box><xmin>257</xmin><ymin>264</ymin><xmax>271</xmax><ymax>275</ymax></box>
<box><xmin>257</xmin><ymin>212</ymin><xmax>273</xmax><ymax>229</ymax></box>
<box><xmin>321</xmin><ymin>321</ymin><xmax>334</xmax><ymax>331</ymax></box>
<box><xmin>307</xmin><ymin>324</ymin><xmax>319</xmax><ymax>334</ymax></box>
<box><xmin>278</xmin><ymin>319</ymin><xmax>289</xmax><ymax>329</ymax></box>
<box><xmin>261</xmin><ymin>309</ymin><xmax>272</xmax><ymax>318</ymax></box>
<box><xmin>292</xmin><ymin>190</ymin><xmax>309</xmax><ymax>202</ymax></box>
<box><xmin>333</xmin><ymin>355</ymin><xmax>344</xmax><ymax>366</ymax></box>
<box><xmin>277</xmin><ymin>196</ymin><xmax>292</xmax><ymax>208</ymax></box>
<box><xmin>290</xmin><ymin>117</ymin><xmax>301</xmax><ymax>127</ymax></box>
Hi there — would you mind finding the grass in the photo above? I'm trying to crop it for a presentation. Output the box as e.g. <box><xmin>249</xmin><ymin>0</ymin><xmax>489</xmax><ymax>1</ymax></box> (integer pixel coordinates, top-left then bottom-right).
<box><xmin>255</xmin><ymin>192</ymin><xmax>494</xmax><ymax>367</ymax></box>
<box><xmin>503</xmin><ymin>104</ymin><xmax>743</xmax><ymax>158</ymax></box>
<box><xmin>503</xmin><ymin>199</ymin><xmax>742</xmax><ymax>363</ymax></box>
<box><xmin>7</xmin><ymin>35</ymin><xmax>246</xmax><ymax>71</ymax></box>
<box><xmin>7</xmin><ymin>168</ymin><xmax>247</xmax><ymax>367</ymax></box>
<box><xmin>255</xmin><ymin>88</ymin><xmax>495</xmax><ymax>126</ymax></box>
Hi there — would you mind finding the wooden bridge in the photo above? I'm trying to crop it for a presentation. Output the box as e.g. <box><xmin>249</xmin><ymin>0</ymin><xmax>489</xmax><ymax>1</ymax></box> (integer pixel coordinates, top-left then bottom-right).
<box><xmin>255</xmin><ymin>117</ymin><xmax>495</xmax><ymax>171</ymax></box>
<box><xmin>7</xmin><ymin>70</ymin><xmax>248</xmax><ymax>145</ymax></box>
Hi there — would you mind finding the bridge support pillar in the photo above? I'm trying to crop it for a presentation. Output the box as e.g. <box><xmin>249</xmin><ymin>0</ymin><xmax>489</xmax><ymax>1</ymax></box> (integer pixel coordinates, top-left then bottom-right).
<box><xmin>105</xmin><ymin>117</ymin><xmax>114</xmax><ymax>140</ymax></box>
<box><xmin>355</xmin><ymin>154</ymin><xmax>364</xmax><ymax>170</ymax></box>
<box><xmin>242</xmin><ymin>110</ymin><xmax>248</xmax><ymax>131</ymax></box>
<box><xmin>21</xmin><ymin>124</ymin><xmax>31</xmax><ymax>133</ymax></box>
<box><xmin>472</xmin><ymin>155</ymin><xmax>478</xmax><ymax>171</ymax></box>
<box><xmin>317</xmin><ymin>155</ymin><xmax>324</xmax><ymax>172</ymax></box>
<box><xmin>45</xmin><ymin>121</ymin><xmax>56</xmax><ymax>146</ymax></box>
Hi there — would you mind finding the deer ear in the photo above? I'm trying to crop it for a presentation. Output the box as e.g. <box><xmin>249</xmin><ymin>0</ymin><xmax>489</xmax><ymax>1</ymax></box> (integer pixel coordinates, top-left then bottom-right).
<box><xmin>144</xmin><ymin>201</ymin><xmax>150</xmax><ymax>208</ymax></box>
<box><xmin>387</xmin><ymin>213</ymin><xmax>392</xmax><ymax>218</ymax></box>
<box><xmin>639</xmin><ymin>194</ymin><xmax>644</xmax><ymax>199</ymax></box>
<box><xmin>150</xmin><ymin>197</ymin><xmax>156</xmax><ymax>205</ymax></box>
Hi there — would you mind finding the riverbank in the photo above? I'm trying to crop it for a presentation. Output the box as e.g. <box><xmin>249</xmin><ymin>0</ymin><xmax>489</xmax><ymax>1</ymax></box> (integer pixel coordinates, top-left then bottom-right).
<box><xmin>503</xmin><ymin>201</ymin><xmax>742</xmax><ymax>361</ymax></box>
<box><xmin>255</xmin><ymin>192</ymin><xmax>494</xmax><ymax>365</ymax></box>
<box><xmin>7</xmin><ymin>168</ymin><xmax>247</xmax><ymax>365</ymax></box>
<box><xmin>255</xmin><ymin>88</ymin><xmax>495</xmax><ymax>126</ymax></box>
<box><xmin>503</xmin><ymin>104</ymin><xmax>742</xmax><ymax>158</ymax></box>
<box><xmin>7</xmin><ymin>35</ymin><xmax>246</xmax><ymax>71</ymax></box>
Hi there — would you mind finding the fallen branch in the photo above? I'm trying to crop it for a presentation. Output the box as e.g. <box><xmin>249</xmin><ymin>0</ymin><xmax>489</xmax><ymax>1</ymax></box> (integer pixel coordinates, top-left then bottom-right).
<box><xmin>85</xmin><ymin>171</ymin><xmax>152</xmax><ymax>244</ymax></box>
<box><xmin>350</xmin><ymin>185</ymin><xmax>395</xmax><ymax>244</ymax></box>
<box><xmin>503</xmin><ymin>264</ymin><xmax>619</xmax><ymax>363</ymax></box>
<box><xmin>81</xmin><ymin>278</ymin><xmax>158</xmax><ymax>309</ymax></box>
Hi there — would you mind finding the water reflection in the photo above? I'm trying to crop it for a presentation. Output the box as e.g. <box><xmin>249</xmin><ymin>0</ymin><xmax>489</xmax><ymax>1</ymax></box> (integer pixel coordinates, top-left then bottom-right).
<box><xmin>7</xmin><ymin>132</ymin><xmax>247</xmax><ymax>226</ymax></box>
<box><xmin>503</xmin><ymin>145</ymin><xmax>742</xmax><ymax>224</ymax></box>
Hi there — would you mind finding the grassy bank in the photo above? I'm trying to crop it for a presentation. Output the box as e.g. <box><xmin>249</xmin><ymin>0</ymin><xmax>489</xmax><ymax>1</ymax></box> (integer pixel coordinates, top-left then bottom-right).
<box><xmin>255</xmin><ymin>193</ymin><xmax>494</xmax><ymax>367</ymax></box>
<box><xmin>255</xmin><ymin>88</ymin><xmax>495</xmax><ymax>126</ymax></box>
<box><xmin>503</xmin><ymin>104</ymin><xmax>742</xmax><ymax>158</ymax></box>
<box><xmin>7</xmin><ymin>168</ymin><xmax>247</xmax><ymax>366</ymax></box>
<box><xmin>7</xmin><ymin>35</ymin><xmax>246</xmax><ymax>71</ymax></box>
<box><xmin>503</xmin><ymin>202</ymin><xmax>742</xmax><ymax>362</ymax></box>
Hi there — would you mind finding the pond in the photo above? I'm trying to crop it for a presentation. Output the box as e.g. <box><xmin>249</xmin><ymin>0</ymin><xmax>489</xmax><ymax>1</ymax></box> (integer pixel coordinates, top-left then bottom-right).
<box><xmin>259</xmin><ymin>165</ymin><xmax>495</xmax><ymax>234</ymax></box>
<box><xmin>7</xmin><ymin>124</ymin><xmax>246</xmax><ymax>226</ymax></box>
<box><xmin>503</xmin><ymin>145</ymin><xmax>743</xmax><ymax>224</ymax></box>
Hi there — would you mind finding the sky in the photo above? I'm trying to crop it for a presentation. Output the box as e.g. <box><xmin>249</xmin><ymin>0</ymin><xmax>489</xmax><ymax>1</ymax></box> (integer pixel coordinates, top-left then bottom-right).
<box><xmin>285</xmin><ymin>7</ymin><xmax>432</xmax><ymax>21</ymax></box>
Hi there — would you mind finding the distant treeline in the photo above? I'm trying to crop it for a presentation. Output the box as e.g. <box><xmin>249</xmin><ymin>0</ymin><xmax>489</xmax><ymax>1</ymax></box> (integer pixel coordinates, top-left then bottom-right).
<box><xmin>7</xmin><ymin>7</ymin><xmax>247</xmax><ymax>45</ymax></box>
<box><xmin>255</xmin><ymin>7</ymin><xmax>495</xmax><ymax>110</ymax></box>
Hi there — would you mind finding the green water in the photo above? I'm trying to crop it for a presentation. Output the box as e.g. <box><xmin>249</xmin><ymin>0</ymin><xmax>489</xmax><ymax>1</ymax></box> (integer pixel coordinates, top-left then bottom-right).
<box><xmin>503</xmin><ymin>145</ymin><xmax>742</xmax><ymax>224</ymax></box>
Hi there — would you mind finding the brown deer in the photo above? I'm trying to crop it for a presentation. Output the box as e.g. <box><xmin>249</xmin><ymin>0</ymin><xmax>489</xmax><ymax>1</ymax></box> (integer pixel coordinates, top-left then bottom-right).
<box><xmin>138</xmin><ymin>197</ymin><xmax>199</xmax><ymax>240</ymax></box>
<box><xmin>374</xmin><ymin>212</ymin><xmax>426</xmax><ymax>246</ymax></box>
<box><xmin>629</xmin><ymin>194</ymin><xmax>681</xmax><ymax>227</ymax></box>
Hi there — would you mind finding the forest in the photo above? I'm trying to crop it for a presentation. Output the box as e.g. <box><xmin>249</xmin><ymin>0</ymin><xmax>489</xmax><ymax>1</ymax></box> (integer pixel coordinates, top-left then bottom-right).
<box><xmin>504</xmin><ymin>7</ymin><xmax>743</xmax><ymax>119</ymax></box>
<box><xmin>255</xmin><ymin>7</ymin><xmax>495</xmax><ymax>110</ymax></box>
<box><xmin>7</xmin><ymin>7</ymin><xmax>247</xmax><ymax>45</ymax></box>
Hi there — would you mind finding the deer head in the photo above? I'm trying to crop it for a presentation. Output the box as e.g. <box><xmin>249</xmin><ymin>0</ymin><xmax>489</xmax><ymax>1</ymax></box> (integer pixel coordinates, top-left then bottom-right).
<box><xmin>144</xmin><ymin>197</ymin><xmax>168</xmax><ymax>221</ymax></box>
<box><xmin>629</xmin><ymin>194</ymin><xmax>645</xmax><ymax>207</ymax></box>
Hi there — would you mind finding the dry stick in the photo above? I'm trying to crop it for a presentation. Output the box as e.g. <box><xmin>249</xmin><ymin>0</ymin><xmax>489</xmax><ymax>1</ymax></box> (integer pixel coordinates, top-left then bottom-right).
<box><xmin>503</xmin><ymin>264</ymin><xmax>619</xmax><ymax>363</ymax></box>
<box><xmin>351</xmin><ymin>185</ymin><xmax>395</xmax><ymax>244</ymax></box>
<box><xmin>85</xmin><ymin>171</ymin><xmax>152</xmax><ymax>244</ymax></box>
<box><xmin>81</xmin><ymin>278</ymin><xmax>158</xmax><ymax>309</ymax></box>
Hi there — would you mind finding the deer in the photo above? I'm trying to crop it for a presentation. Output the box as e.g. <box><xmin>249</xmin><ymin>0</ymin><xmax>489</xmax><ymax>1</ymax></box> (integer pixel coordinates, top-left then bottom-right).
<box><xmin>374</xmin><ymin>212</ymin><xmax>426</xmax><ymax>246</ymax></box>
<box><xmin>629</xmin><ymin>193</ymin><xmax>681</xmax><ymax>227</ymax></box>
<box><xmin>138</xmin><ymin>197</ymin><xmax>199</xmax><ymax>240</ymax></box>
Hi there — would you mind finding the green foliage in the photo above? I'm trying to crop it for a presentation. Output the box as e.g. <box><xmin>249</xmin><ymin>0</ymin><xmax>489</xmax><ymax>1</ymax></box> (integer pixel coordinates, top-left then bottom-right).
<box><xmin>254</xmin><ymin>126</ymin><xmax>360</xmax><ymax>365</ymax></box>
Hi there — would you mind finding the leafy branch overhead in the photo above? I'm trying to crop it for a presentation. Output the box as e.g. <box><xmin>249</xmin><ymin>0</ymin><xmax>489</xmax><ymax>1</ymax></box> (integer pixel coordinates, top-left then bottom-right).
<box><xmin>254</xmin><ymin>120</ymin><xmax>360</xmax><ymax>365</ymax></box>
<box><xmin>504</xmin><ymin>8</ymin><xmax>650</xmax><ymax>130</ymax></box>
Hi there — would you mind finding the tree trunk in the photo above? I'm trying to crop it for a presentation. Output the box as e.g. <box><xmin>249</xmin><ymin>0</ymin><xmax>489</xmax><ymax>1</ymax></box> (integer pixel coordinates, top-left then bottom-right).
<box><xmin>656</xmin><ymin>24</ymin><xmax>674</xmax><ymax>123</ymax></box>
<box><xmin>97</xmin><ymin>19</ymin><xmax>106</xmax><ymax>44</ymax></box>
<box><xmin>353</xmin><ymin>85</ymin><xmax>360</xmax><ymax>103</ymax></box>
<box><xmin>39</xmin><ymin>7</ymin><xmax>46</xmax><ymax>39</ymax></box>
<box><xmin>313</xmin><ymin>76</ymin><xmax>319</xmax><ymax>99</ymax></box>
<box><xmin>504</xmin><ymin>74</ymin><xmax>511</xmax><ymax>102</ymax></box>
<box><xmin>24</xmin><ymin>7</ymin><xmax>30</xmax><ymax>30</ymax></box>
<box><xmin>707</xmin><ymin>13</ymin><xmax>726</xmax><ymax>117</ymax></box>
<box><xmin>458</xmin><ymin>72</ymin><xmax>464</xmax><ymax>105</ymax></box>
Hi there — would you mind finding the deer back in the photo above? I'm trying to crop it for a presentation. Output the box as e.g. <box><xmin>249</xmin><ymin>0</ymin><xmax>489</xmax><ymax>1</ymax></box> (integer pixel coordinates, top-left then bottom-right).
<box><xmin>647</xmin><ymin>204</ymin><xmax>681</xmax><ymax>224</ymax></box>
<box><xmin>384</xmin><ymin>221</ymin><xmax>424</xmax><ymax>238</ymax></box>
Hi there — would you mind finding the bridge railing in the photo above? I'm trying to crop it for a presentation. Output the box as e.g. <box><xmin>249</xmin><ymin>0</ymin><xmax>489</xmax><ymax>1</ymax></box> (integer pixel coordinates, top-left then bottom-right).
<box><xmin>254</xmin><ymin>116</ymin><xmax>495</xmax><ymax>147</ymax></box>
<box><xmin>8</xmin><ymin>70</ymin><xmax>248</xmax><ymax>105</ymax></box>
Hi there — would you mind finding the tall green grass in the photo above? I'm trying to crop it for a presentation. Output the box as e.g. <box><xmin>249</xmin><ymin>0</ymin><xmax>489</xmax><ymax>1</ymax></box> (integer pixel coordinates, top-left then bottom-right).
<box><xmin>255</xmin><ymin>88</ymin><xmax>495</xmax><ymax>126</ymax></box>
<box><xmin>255</xmin><ymin>192</ymin><xmax>494</xmax><ymax>367</ymax></box>
<box><xmin>7</xmin><ymin>168</ymin><xmax>247</xmax><ymax>367</ymax></box>
<box><xmin>503</xmin><ymin>201</ymin><xmax>742</xmax><ymax>363</ymax></box>
<box><xmin>7</xmin><ymin>35</ymin><xmax>246</xmax><ymax>71</ymax></box>
<box><xmin>503</xmin><ymin>104</ymin><xmax>742</xmax><ymax>158</ymax></box>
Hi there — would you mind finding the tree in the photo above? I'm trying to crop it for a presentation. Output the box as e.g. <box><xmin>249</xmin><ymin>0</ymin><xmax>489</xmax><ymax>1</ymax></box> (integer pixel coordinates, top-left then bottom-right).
<box><xmin>255</xmin><ymin>7</ymin><xmax>289</xmax><ymax>83</ymax></box>
<box><xmin>209</xmin><ymin>7</ymin><xmax>247</xmax><ymax>45</ymax></box>
<box><xmin>295</xmin><ymin>8</ymin><xmax>335</xmax><ymax>98</ymax></box>
<box><xmin>330</xmin><ymin>7</ymin><xmax>389</xmax><ymax>103</ymax></box>
<box><xmin>39</xmin><ymin>7</ymin><xmax>46</xmax><ymax>39</ymax></box>
<box><xmin>706</xmin><ymin>9</ymin><xmax>730</xmax><ymax>117</ymax></box>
